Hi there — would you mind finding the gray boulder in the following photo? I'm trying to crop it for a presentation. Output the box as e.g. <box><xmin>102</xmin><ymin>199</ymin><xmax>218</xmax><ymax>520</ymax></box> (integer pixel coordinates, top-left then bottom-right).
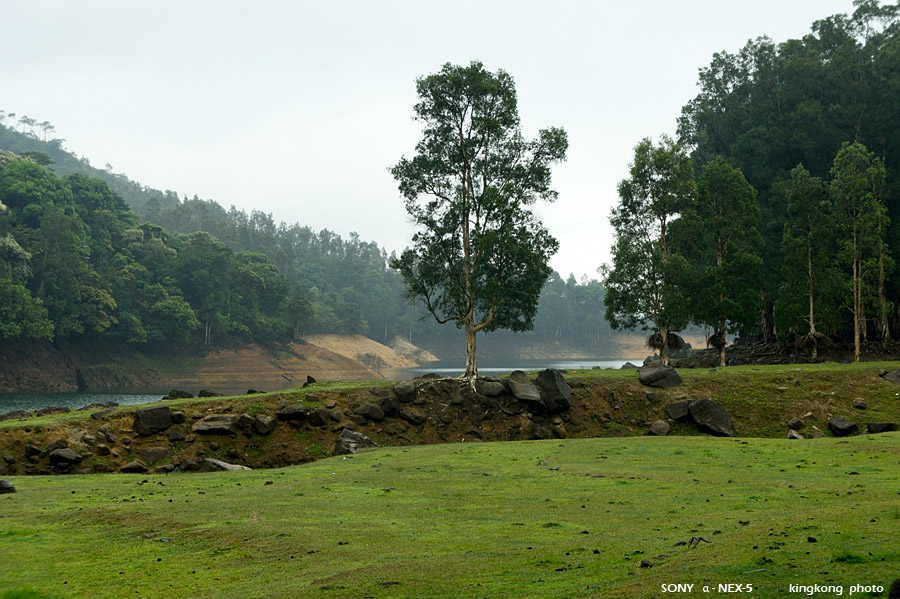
<box><xmin>133</xmin><ymin>406</ymin><xmax>173</xmax><ymax>436</ymax></box>
<box><xmin>881</xmin><ymin>369</ymin><xmax>900</xmax><ymax>385</ymax></box>
<box><xmin>307</xmin><ymin>408</ymin><xmax>331</xmax><ymax>427</ymax></box>
<box><xmin>399</xmin><ymin>406</ymin><xmax>426</xmax><ymax>425</ymax></box>
<box><xmin>786</xmin><ymin>430</ymin><xmax>804</xmax><ymax>440</ymax></box>
<box><xmin>354</xmin><ymin>403</ymin><xmax>385</xmax><ymax>421</ymax></box>
<box><xmin>198</xmin><ymin>389</ymin><xmax>223</xmax><ymax>397</ymax></box>
<box><xmin>787</xmin><ymin>417</ymin><xmax>804</xmax><ymax>430</ymax></box>
<box><xmin>535</xmin><ymin>369</ymin><xmax>573</xmax><ymax>413</ymax></box>
<box><xmin>379</xmin><ymin>394</ymin><xmax>401</xmax><ymax>417</ymax></box>
<box><xmin>851</xmin><ymin>398</ymin><xmax>869</xmax><ymax>410</ymax></box>
<box><xmin>254</xmin><ymin>415</ymin><xmax>277</xmax><ymax>435</ymax></box>
<box><xmin>506</xmin><ymin>371</ymin><xmax>543</xmax><ymax>409</ymax></box>
<box><xmin>478</xmin><ymin>379</ymin><xmax>507</xmax><ymax>398</ymax></box>
<box><xmin>649</xmin><ymin>420</ymin><xmax>670</xmax><ymax>436</ymax></box>
<box><xmin>167</xmin><ymin>428</ymin><xmax>186</xmax><ymax>442</ymax></box>
<box><xmin>866</xmin><ymin>422</ymin><xmax>897</xmax><ymax>434</ymax></box>
<box><xmin>192</xmin><ymin>414</ymin><xmax>241</xmax><ymax>436</ymax></box>
<box><xmin>620</xmin><ymin>362</ymin><xmax>639</xmax><ymax>369</ymax></box>
<box><xmin>198</xmin><ymin>458</ymin><xmax>251</xmax><ymax>472</ymax></box>
<box><xmin>0</xmin><ymin>480</ymin><xmax>16</xmax><ymax>494</ymax></box>
<box><xmin>638</xmin><ymin>364</ymin><xmax>682</xmax><ymax>389</ymax></box>
<box><xmin>828</xmin><ymin>416</ymin><xmax>858</xmax><ymax>437</ymax></box>
<box><xmin>0</xmin><ymin>410</ymin><xmax>32</xmax><ymax>421</ymax></box>
<box><xmin>688</xmin><ymin>398</ymin><xmax>736</xmax><ymax>437</ymax></box>
<box><xmin>333</xmin><ymin>429</ymin><xmax>380</xmax><ymax>456</ymax></box>
<box><xmin>393</xmin><ymin>380</ymin><xmax>417</xmax><ymax>403</ymax></box>
<box><xmin>665</xmin><ymin>400</ymin><xmax>692</xmax><ymax>421</ymax></box>
<box><xmin>120</xmin><ymin>461</ymin><xmax>148</xmax><ymax>474</ymax></box>
<box><xmin>48</xmin><ymin>448</ymin><xmax>83</xmax><ymax>466</ymax></box>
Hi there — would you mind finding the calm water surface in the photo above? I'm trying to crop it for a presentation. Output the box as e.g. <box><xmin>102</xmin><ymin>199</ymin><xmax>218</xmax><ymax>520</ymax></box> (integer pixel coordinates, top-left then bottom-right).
<box><xmin>0</xmin><ymin>392</ymin><xmax>165</xmax><ymax>415</ymax></box>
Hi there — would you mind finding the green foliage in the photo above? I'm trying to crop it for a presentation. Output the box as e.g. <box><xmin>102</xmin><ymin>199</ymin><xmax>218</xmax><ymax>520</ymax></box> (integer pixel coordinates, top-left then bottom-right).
<box><xmin>603</xmin><ymin>136</ymin><xmax>694</xmax><ymax>363</ymax></box>
<box><xmin>0</xmin><ymin>278</ymin><xmax>53</xmax><ymax>340</ymax></box>
<box><xmin>390</xmin><ymin>61</ymin><xmax>567</xmax><ymax>376</ymax></box>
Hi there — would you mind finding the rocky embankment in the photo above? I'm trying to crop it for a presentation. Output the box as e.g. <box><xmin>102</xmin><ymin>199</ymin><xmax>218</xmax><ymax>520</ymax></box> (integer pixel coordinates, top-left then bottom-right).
<box><xmin>2</xmin><ymin>363</ymin><xmax>898</xmax><ymax>477</ymax></box>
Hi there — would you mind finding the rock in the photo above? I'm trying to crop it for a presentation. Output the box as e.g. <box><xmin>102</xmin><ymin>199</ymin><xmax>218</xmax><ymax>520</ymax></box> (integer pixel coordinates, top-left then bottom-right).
<box><xmin>775</xmin><ymin>386</ymin><xmax>788</xmax><ymax>393</ymax></box>
<box><xmin>2</xmin><ymin>453</ymin><xmax>15</xmax><ymax>464</ymax></box>
<box><xmin>889</xmin><ymin>578</ymin><xmax>900</xmax><ymax>599</ymax></box>
<box><xmin>851</xmin><ymin>398</ymin><xmax>869</xmax><ymax>410</ymax></box>
<box><xmin>620</xmin><ymin>362</ymin><xmax>639</xmax><ymax>369</ymax></box>
<box><xmin>882</xmin><ymin>369</ymin><xmax>900</xmax><ymax>385</ymax></box>
<box><xmin>645</xmin><ymin>392</ymin><xmax>658</xmax><ymax>402</ymax></box>
<box><xmin>198</xmin><ymin>389</ymin><xmax>223</xmax><ymax>398</ymax></box>
<box><xmin>307</xmin><ymin>408</ymin><xmax>331</xmax><ymax>427</ymax></box>
<box><xmin>167</xmin><ymin>389</ymin><xmax>194</xmax><ymax>399</ymax></box>
<box><xmin>96</xmin><ymin>444</ymin><xmax>111</xmax><ymax>456</ymax></box>
<box><xmin>665</xmin><ymin>400</ymin><xmax>692</xmax><ymax>421</ymax></box>
<box><xmin>478</xmin><ymin>379</ymin><xmax>507</xmax><ymax>398</ymax></box>
<box><xmin>236</xmin><ymin>413</ymin><xmax>256</xmax><ymax>432</ymax></box>
<box><xmin>812</xmin><ymin>431</ymin><xmax>826</xmax><ymax>439</ymax></box>
<box><xmin>0</xmin><ymin>480</ymin><xmax>16</xmax><ymax>494</ymax></box>
<box><xmin>393</xmin><ymin>380</ymin><xmax>417</xmax><ymax>403</ymax></box>
<box><xmin>534</xmin><ymin>369</ymin><xmax>573</xmax><ymax>413</ymax></box>
<box><xmin>133</xmin><ymin>406</ymin><xmax>173</xmax><ymax>436</ymax></box>
<box><xmin>254</xmin><ymin>414</ymin><xmax>277</xmax><ymax>435</ymax></box>
<box><xmin>0</xmin><ymin>410</ymin><xmax>32</xmax><ymax>421</ymax></box>
<box><xmin>688</xmin><ymin>398</ymin><xmax>736</xmax><ymax>437</ymax></box>
<box><xmin>140</xmin><ymin>447</ymin><xmax>170</xmax><ymax>464</ymax></box>
<box><xmin>638</xmin><ymin>364</ymin><xmax>682</xmax><ymax>389</ymax></box>
<box><xmin>48</xmin><ymin>448</ymin><xmax>83</xmax><ymax>466</ymax></box>
<box><xmin>44</xmin><ymin>439</ymin><xmax>69</xmax><ymax>454</ymax></box>
<box><xmin>530</xmin><ymin>426</ymin><xmax>552</xmax><ymax>440</ymax></box>
<box><xmin>192</xmin><ymin>414</ymin><xmax>241</xmax><ymax>435</ymax></box>
<box><xmin>379</xmin><ymin>394</ymin><xmax>401</xmax><ymax>417</ymax></box>
<box><xmin>277</xmin><ymin>405</ymin><xmax>309</xmax><ymax>421</ymax></box>
<box><xmin>246</xmin><ymin>389</ymin><xmax>265</xmax><ymax>395</ymax></box>
<box><xmin>399</xmin><ymin>406</ymin><xmax>426</xmax><ymax>425</ymax></box>
<box><xmin>649</xmin><ymin>420</ymin><xmax>670</xmax><ymax>436</ymax></box>
<box><xmin>306</xmin><ymin>375</ymin><xmax>317</xmax><ymax>385</ymax></box>
<box><xmin>828</xmin><ymin>416</ymin><xmax>858</xmax><ymax>437</ymax></box>
<box><xmin>786</xmin><ymin>430</ymin><xmax>804</xmax><ymax>439</ymax></box>
<box><xmin>866</xmin><ymin>422</ymin><xmax>897</xmax><ymax>434</ymax></box>
<box><xmin>354</xmin><ymin>403</ymin><xmax>385</xmax><ymax>421</ymax></box>
<box><xmin>198</xmin><ymin>458</ymin><xmax>251</xmax><ymax>472</ymax></box>
<box><xmin>506</xmin><ymin>371</ymin><xmax>543</xmax><ymax>409</ymax></box>
<box><xmin>155</xmin><ymin>464</ymin><xmax>176</xmax><ymax>474</ymax></box>
<box><xmin>37</xmin><ymin>406</ymin><xmax>70</xmax><ymax>416</ymax></box>
<box><xmin>91</xmin><ymin>408</ymin><xmax>116</xmax><ymax>420</ymax></box>
<box><xmin>787</xmin><ymin>418</ymin><xmax>804</xmax><ymax>430</ymax></box>
<box><xmin>333</xmin><ymin>429</ymin><xmax>380</xmax><ymax>456</ymax></box>
<box><xmin>171</xmin><ymin>411</ymin><xmax>186</xmax><ymax>424</ymax></box>
<box><xmin>120</xmin><ymin>461</ymin><xmax>148</xmax><ymax>474</ymax></box>
<box><xmin>640</xmin><ymin>559</ymin><xmax>653</xmax><ymax>568</ymax></box>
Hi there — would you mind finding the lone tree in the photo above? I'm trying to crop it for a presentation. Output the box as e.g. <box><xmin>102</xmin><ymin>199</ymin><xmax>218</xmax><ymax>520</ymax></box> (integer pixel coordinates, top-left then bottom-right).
<box><xmin>391</xmin><ymin>61</ymin><xmax>567</xmax><ymax>381</ymax></box>
<box><xmin>602</xmin><ymin>136</ymin><xmax>695</xmax><ymax>366</ymax></box>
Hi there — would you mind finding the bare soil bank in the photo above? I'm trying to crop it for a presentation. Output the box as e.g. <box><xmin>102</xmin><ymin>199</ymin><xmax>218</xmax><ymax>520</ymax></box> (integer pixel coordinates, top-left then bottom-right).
<box><xmin>0</xmin><ymin>339</ymin><xmax>384</xmax><ymax>393</ymax></box>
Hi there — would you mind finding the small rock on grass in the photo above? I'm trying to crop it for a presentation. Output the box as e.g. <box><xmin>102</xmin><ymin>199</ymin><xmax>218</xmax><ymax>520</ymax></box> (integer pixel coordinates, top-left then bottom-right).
<box><xmin>0</xmin><ymin>480</ymin><xmax>16</xmax><ymax>494</ymax></box>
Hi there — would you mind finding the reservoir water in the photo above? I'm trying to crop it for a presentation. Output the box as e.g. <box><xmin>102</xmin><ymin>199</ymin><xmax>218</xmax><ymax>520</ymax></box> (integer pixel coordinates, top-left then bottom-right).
<box><xmin>0</xmin><ymin>359</ymin><xmax>630</xmax><ymax>415</ymax></box>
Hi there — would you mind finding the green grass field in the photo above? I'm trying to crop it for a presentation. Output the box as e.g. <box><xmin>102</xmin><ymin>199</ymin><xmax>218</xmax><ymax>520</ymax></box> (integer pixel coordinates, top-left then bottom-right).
<box><xmin>2</xmin><ymin>432</ymin><xmax>898</xmax><ymax>598</ymax></box>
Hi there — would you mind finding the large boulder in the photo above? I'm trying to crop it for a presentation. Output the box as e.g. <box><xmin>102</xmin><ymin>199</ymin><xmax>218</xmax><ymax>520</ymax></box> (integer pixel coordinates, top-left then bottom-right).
<box><xmin>254</xmin><ymin>414</ymin><xmax>277</xmax><ymax>435</ymax></box>
<box><xmin>354</xmin><ymin>403</ymin><xmax>385</xmax><ymax>421</ymax></box>
<box><xmin>398</xmin><ymin>406</ymin><xmax>426</xmax><ymax>425</ymax></box>
<box><xmin>198</xmin><ymin>458</ymin><xmax>251</xmax><ymax>472</ymax></box>
<box><xmin>120</xmin><ymin>461</ymin><xmax>148</xmax><ymax>474</ymax></box>
<box><xmin>333</xmin><ymin>429</ymin><xmax>380</xmax><ymax>456</ymax></box>
<box><xmin>477</xmin><ymin>379</ymin><xmax>507</xmax><ymax>398</ymax></box>
<box><xmin>0</xmin><ymin>480</ymin><xmax>16</xmax><ymax>494</ymax></box>
<box><xmin>665</xmin><ymin>400</ymin><xmax>692</xmax><ymax>421</ymax></box>
<box><xmin>133</xmin><ymin>406</ymin><xmax>173</xmax><ymax>436</ymax></box>
<box><xmin>881</xmin><ymin>369</ymin><xmax>900</xmax><ymax>385</ymax></box>
<box><xmin>828</xmin><ymin>416</ymin><xmax>858</xmax><ymax>437</ymax></box>
<box><xmin>192</xmin><ymin>414</ymin><xmax>241</xmax><ymax>436</ymax></box>
<box><xmin>48</xmin><ymin>448</ymin><xmax>83</xmax><ymax>466</ymax></box>
<box><xmin>638</xmin><ymin>364</ymin><xmax>682</xmax><ymax>389</ymax></box>
<box><xmin>276</xmin><ymin>405</ymin><xmax>310</xmax><ymax>421</ymax></box>
<box><xmin>866</xmin><ymin>422</ymin><xmax>897</xmax><ymax>434</ymax></box>
<box><xmin>506</xmin><ymin>371</ymin><xmax>543</xmax><ymax>410</ymax></box>
<box><xmin>688</xmin><ymin>398</ymin><xmax>736</xmax><ymax>437</ymax></box>
<box><xmin>393</xmin><ymin>380</ymin><xmax>418</xmax><ymax>403</ymax></box>
<box><xmin>649</xmin><ymin>420</ymin><xmax>670</xmax><ymax>436</ymax></box>
<box><xmin>534</xmin><ymin>369</ymin><xmax>573</xmax><ymax>413</ymax></box>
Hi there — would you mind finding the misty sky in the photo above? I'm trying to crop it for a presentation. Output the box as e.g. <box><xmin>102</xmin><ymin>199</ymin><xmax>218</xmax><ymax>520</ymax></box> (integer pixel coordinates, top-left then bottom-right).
<box><xmin>2</xmin><ymin>0</ymin><xmax>855</xmax><ymax>278</ymax></box>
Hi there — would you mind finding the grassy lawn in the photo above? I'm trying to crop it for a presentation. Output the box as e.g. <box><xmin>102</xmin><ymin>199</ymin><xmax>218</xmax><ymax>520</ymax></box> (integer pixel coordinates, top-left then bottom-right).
<box><xmin>2</xmin><ymin>432</ymin><xmax>898</xmax><ymax>598</ymax></box>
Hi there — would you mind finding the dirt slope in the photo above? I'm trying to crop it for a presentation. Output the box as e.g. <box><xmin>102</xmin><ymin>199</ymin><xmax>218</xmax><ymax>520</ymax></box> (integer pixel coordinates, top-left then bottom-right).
<box><xmin>302</xmin><ymin>334</ymin><xmax>419</xmax><ymax>370</ymax></box>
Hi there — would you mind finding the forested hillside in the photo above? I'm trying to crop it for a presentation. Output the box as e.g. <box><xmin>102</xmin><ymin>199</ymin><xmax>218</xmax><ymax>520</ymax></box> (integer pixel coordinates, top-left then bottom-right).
<box><xmin>0</xmin><ymin>121</ymin><xmax>616</xmax><ymax>357</ymax></box>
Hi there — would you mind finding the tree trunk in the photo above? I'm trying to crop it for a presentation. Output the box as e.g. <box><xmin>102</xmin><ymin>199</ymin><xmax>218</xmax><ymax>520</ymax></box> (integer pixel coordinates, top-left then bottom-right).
<box><xmin>659</xmin><ymin>326</ymin><xmax>669</xmax><ymax>366</ymax></box>
<box><xmin>853</xmin><ymin>230</ymin><xmax>861</xmax><ymax>363</ymax></box>
<box><xmin>808</xmin><ymin>230</ymin><xmax>817</xmax><ymax>361</ymax></box>
<box><xmin>464</xmin><ymin>321</ymin><xmax>478</xmax><ymax>383</ymax></box>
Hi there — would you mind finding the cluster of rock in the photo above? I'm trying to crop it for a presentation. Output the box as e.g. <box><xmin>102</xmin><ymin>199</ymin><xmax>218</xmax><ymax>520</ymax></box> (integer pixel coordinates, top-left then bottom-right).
<box><xmin>660</xmin><ymin>398</ymin><xmax>736</xmax><ymax>437</ymax></box>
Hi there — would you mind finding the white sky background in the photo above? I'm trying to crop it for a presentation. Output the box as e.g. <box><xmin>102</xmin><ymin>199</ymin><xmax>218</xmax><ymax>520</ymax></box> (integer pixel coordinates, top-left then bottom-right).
<box><xmin>2</xmin><ymin>0</ymin><xmax>855</xmax><ymax>279</ymax></box>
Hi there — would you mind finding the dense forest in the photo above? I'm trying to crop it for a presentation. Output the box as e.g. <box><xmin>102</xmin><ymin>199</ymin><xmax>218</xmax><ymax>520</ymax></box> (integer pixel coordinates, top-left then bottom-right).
<box><xmin>605</xmin><ymin>0</ymin><xmax>900</xmax><ymax>363</ymax></box>
<box><xmin>0</xmin><ymin>120</ymin><xmax>613</xmax><ymax>356</ymax></box>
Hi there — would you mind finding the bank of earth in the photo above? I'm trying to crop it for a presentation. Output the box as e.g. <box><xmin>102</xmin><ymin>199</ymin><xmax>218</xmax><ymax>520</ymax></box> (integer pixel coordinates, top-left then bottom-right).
<box><xmin>2</xmin><ymin>362</ymin><xmax>899</xmax><ymax>476</ymax></box>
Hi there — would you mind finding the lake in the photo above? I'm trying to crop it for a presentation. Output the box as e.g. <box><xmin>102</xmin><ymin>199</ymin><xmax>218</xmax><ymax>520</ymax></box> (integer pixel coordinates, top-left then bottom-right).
<box><xmin>0</xmin><ymin>359</ymin><xmax>630</xmax><ymax>415</ymax></box>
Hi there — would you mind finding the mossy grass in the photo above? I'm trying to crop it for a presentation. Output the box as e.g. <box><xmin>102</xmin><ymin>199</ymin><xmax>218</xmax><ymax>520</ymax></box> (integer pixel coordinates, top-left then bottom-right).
<box><xmin>2</xmin><ymin>433</ymin><xmax>898</xmax><ymax>598</ymax></box>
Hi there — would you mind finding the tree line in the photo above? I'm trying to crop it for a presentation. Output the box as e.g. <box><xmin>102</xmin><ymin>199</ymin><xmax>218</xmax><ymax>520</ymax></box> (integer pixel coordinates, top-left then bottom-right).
<box><xmin>605</xmin><ymin>1</ymin><xmax>900</xmax><ymax>365</ymax></box>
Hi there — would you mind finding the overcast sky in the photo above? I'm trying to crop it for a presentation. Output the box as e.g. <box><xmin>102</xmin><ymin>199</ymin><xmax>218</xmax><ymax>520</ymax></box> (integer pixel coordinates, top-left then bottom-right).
<box><xmin>2</xmin><ymin>0</ymin><xmax>856</xmax><ymax>279</ymax></box>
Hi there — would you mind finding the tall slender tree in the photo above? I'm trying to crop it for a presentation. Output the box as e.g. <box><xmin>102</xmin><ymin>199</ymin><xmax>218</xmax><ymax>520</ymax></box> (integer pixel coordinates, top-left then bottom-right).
<box><xmin>603</xmin><ymin>136</ymin><xmax>695</xmax><ymax>366</ymax></box>
<box><xmin>391</xmin><ymin>61</ymin><xmax>567</xmax><ymax>381</ymax></box>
